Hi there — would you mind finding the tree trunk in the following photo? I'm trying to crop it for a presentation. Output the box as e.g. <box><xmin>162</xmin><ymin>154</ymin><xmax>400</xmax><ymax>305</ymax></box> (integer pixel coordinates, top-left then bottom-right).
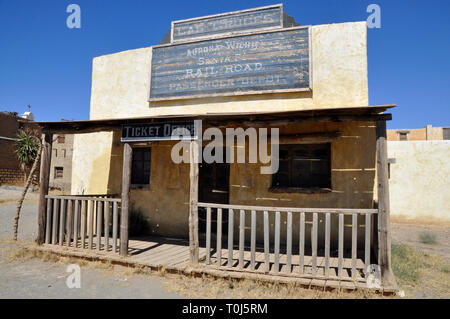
<box><xmin>13</xmin><ymin>141</ymin><xmax>42</xmax><ymax>241</ymax></box>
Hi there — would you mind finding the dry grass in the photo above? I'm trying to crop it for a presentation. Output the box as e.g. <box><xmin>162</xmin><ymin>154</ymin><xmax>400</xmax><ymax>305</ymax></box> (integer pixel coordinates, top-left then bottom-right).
<box><xmin>392</xmin><ymin>243</ymin><xmax>450</xmax><ymax>298</ymax></box>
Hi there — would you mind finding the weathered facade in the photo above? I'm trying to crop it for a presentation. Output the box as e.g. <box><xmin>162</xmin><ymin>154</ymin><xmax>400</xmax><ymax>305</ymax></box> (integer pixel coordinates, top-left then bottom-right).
<box><xmin>49</xmin><ymin>133</ymin><xmax>73</xmax><ymax>192</ymax></box>
<box><xmin>36</xmin><ymin>5</ymin><xmax>396</xmax><ymax>290</ymax></box>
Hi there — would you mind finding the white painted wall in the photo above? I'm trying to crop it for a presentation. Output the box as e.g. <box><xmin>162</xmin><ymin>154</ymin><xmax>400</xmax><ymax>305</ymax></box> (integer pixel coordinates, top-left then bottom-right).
<box><xmin>388</xmin><ymin>141</ymin><xmax>450</xmax><ymax>221</ymax></box>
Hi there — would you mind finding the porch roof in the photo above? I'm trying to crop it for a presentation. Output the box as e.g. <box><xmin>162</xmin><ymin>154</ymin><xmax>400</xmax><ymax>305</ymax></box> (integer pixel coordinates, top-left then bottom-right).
<box><xmin>36</xmin><ymin>104</ymin><xmax>395</xmax><ymax>134</ymax></box>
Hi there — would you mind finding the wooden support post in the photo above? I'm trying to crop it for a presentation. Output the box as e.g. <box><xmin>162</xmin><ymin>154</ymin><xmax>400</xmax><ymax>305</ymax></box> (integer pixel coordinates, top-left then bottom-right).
<box><xmin>189</xmin><ymin>140</ymin><xmax>199</xmax><ymax>263</ymax></box>
<box><xmin>36</xmin><ymin>133</ymin><xmax>52</xmax><ymax>244</ymax></box>
<box><xmin>120</xmin><ymin>143</ymin><xmax>132</xmax><ymax>256</ymax></box>
<box><xmin>376</xmin><ymin>120</ymin><xmax>396</xmax><ymax>288</ymax></box>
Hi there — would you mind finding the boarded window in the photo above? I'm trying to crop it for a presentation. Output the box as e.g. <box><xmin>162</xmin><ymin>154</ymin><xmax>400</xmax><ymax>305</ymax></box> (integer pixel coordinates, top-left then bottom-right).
<box><xmin>399</xmin><ymin>132</ymin><xmax>408</xmax><ymax>141</ymax></box>
<box><xmin>57</xmin><ymin>135</ymin><xmax>65</xmax><ymax>143</ymax></box>
<box><xmin>131</xmin><ymin>148</ymin><xmax>151</xmax><ymax>185</ymax></box>
<box><xmin>271</xmin><ymin>144</ymin><xmax>331</xmax><ymax>189</ymax></box>
<box><xmin>443</xmin><ymin>128</ymin><xmax>450</xmax><ymax>140</ymax></box>
<box><xmin>54</xmin><ymin>167</ymin><xmax>63</xmax><ymax>179</ymax></box>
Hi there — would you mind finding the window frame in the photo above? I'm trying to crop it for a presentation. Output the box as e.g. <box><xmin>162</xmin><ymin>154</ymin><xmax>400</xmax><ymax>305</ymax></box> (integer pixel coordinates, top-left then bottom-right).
<box><xmin>269</xmin><ymin>143</ymin><xmax>332</xmax><ymax>193</ymax></box>
<box><xmin>54</xmin><ymin>166</ymin><xmax>64</xmax><ymax>179</ymax></box>
<box><xmin>131</xmin><ymin>147</ymin><xmax>152</xmax><ymax>190</ymax></box>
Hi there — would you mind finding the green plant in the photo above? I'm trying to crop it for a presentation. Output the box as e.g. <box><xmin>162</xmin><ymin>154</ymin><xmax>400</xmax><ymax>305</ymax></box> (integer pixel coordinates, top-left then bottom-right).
<box><xmin>129</xmin><ymin>205</ymin><xmax>150</xmax><ymax>237</ymax></box>
<box><xmin>391</xmin><ymin>244</ymin><xmax>422</xmax><ymax>284</ymax></box>
<box><xmin>14</xmin><ymin>129</ymin><xmax>39</xmax><ymax>167</ymax></box>
<box><xmin>418</xmin><ymin>232</ymin><xmax>437</xmax><ymax>244</ymax></box>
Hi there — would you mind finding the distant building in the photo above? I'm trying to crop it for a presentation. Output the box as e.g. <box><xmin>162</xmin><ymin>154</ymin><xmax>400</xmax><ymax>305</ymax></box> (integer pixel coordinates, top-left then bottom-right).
<box><xmin>0</xmin><ymin>111</ymin><xmax>40</xmax><ymax>186</ymax></box>
<box><xmin>387</xmin><ymin>124</ymin><xmax>450</xmax><ymax>141</ymax></box>
<box><xmin>49</xmin><ymin>133</ymin><xmax>73</xmax><ymax>192</ymax></box>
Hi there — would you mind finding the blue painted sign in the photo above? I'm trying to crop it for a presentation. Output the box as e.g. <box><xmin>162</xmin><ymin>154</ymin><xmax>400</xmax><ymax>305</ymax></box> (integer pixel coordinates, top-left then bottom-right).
<box><xmin>150</xmin><ymin>27</ymin><xmax>310</xmax><ymax>101</ymax></box>
<box><xmin>172</xmin><ymin>5</ymin><xmax>283</xmax><ymax>41</ymax></box>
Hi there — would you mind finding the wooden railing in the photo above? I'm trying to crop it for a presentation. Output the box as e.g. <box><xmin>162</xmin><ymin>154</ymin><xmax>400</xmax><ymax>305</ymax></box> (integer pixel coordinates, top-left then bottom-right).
<box><xmin>198</xmin><ymin>202</ymin><xmax>378</xmax><ymax>281</ymax></box>
<box><xmin>44</xmin><ymin>195</ymin><xmax>121</xmax><ymax>253</ymax></box>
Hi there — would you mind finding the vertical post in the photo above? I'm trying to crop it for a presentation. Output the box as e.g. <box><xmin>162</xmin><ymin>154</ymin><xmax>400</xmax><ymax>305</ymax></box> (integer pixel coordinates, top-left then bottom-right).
<box><xmin>120</xmin><ymin>143</ymin><xmax>132</xmax><ymax>256</ymax></box>
<box><xmin>189</xmin><ymin>140</ymin><xmax>199</xmax><ymax>263</ymax></box>
<box><xmin>37</xmin><ymin>133</ymin><xmax>52</xmax><ymax>244</ymax></box>
<box><xmin>376</xmin><ymin>120</ymin><xmax>395</xmax><ymax>287</ymax></box>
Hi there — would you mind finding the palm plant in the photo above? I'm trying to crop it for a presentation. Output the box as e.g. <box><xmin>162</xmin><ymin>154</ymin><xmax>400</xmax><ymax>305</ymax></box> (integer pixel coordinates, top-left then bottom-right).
<box><xmin>12</xmin><ymin>129</ymin><xmax>42</xmax><ymax>240</ymax></box>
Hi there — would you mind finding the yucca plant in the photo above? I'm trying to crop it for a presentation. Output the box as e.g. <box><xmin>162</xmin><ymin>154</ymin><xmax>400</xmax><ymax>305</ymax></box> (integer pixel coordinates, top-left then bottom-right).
<box><xmin>12</xmin><ymin>129</ymin><xmax>41</xmax><ymax>240</ymax></box>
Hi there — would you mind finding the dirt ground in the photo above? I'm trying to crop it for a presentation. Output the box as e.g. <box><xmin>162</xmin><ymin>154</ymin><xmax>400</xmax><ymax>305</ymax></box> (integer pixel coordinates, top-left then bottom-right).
<box><xmin>0</xmin><ymin>187</ymin><xmax>448</xmax><ymax>299</ymax></box>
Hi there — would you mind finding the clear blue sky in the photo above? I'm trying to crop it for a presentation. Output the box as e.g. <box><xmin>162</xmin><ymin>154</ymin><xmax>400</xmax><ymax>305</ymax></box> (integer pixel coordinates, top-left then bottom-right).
<box><xmin>0</xmin><ymin>0</ymin><xmax>449</xmax><ymax>129</ymax></box>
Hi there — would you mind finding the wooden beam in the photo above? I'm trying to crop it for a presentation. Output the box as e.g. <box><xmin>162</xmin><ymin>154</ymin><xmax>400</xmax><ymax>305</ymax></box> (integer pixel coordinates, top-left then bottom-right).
<box><xmin>376</xmin><ymin>120</ymin><xmax>396</xmax><ymax>289</ymax></box>
<box><xmin>120</xmin><ymin>143</ymin><xmax>132</xmax><ymax>256</ymax></box>
<box><xmin>189</xmin><ymin>140</ymin><xmax>199</xmax><ymax>263</ymax></box>
<box><xmin>36</xmin><ymin>133</ymin><xmax>52</xmax><ymax>245</ymax></box>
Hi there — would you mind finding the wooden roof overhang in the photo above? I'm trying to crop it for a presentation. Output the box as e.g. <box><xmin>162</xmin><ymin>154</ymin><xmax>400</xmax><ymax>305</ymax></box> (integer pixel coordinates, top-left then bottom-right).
<box><xmin>36</xmin><ymin>105</ymin><xmax>395</xmax><ymax>134</ymax></box>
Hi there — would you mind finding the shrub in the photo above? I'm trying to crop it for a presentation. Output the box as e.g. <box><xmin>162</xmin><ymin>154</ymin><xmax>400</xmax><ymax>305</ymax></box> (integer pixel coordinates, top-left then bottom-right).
<box><xmin>418</xmin><ymin>232</ymin><xmax>437</xmax><ymax>244</ymax></box>
<box><xmin>129</xmin><ymin>206</ymin><xmax>150</xmax><ymax>237</ymax></box>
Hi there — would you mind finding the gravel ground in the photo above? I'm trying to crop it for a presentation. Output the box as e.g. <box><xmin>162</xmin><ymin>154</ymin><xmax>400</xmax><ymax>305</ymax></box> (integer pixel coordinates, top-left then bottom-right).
<box><xmin>0</xmin><ymin>188</ymin><xmax>183</xmax><ymax>299</ymax></box>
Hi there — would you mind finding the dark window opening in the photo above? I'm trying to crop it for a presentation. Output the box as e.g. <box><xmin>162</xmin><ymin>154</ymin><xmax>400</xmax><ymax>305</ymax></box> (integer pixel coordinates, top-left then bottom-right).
<box><xmin>271</xmin><ymin>143</ymin><xmax>331</xmax><ymax>190</ymax></box>
<box><xmin>399</xmin><ymin>132</ymin><xmax>408</xmax><ymax>141</ymax></box>
<box><xmin>54</xmin><ymin>167</ymin><xmax>63</xmax><ymax>179</ymax></box>
<box><xmin>131</xmin><ymin>148</ymin><xmax>151</xmax><ymax>185</ymax></box>
<box><xmin>443</xmin><ymin>128</ymin><xmax>450</xmax><ymax>140</ymax></box>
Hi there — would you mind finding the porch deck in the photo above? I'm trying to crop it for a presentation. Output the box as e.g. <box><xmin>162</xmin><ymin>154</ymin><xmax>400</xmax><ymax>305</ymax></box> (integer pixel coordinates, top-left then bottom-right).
<box><xmin>38</xmin><ymin>235</ymin><xmax>378</xmax><ymax>291</ymax></box>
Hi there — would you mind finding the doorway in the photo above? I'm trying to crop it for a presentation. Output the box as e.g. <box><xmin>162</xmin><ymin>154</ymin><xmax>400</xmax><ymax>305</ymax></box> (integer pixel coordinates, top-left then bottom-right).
<box><xmin>198</xmin><ymin>147</ymin><xmax>229</xmax><ymax>233</ymax></box>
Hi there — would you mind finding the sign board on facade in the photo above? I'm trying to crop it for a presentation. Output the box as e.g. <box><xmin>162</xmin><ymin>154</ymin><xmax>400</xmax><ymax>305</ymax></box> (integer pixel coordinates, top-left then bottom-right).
<box><xmin>149</xmin><ymin>27</ymin><xmax>310</xmax><ymax>101</ymax></box>
<box><xmin>171</xmin><ymin>4</ymin><xmax>283</xmax><ymax>42</ymax></box>
<box><xmin>121</xmin><ymin>122</ymin><xmax>197</xmax><ymax>142</ymax></box>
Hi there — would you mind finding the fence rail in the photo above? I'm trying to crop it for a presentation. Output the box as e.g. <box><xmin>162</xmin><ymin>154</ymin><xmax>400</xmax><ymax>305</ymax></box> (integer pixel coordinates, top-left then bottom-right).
<box><xmin>44</xmin><ymin>195</ymin><xmax>121</xmax><ymax>253</ymax></box>
<box><xmin>198</xmin><ymin>202</ymin><xmax>378</xmax><ymax>281</ymax></box>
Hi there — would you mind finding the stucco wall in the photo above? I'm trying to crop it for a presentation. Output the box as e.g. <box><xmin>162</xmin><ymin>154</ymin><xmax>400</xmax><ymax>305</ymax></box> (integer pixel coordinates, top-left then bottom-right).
<box><xmin>387</xmin><ymin>125</ymin><xmax>444</xmax><ymax>141</ymax></box>
<box><xmin>388</xmin><ymin>141</ymin><xmax>450</xmax><ymax>221</ymax></box>
<box><xmin>49</xmin><ymin>134</ymin><xmax>74</xmax><ymax>191</ymax></box>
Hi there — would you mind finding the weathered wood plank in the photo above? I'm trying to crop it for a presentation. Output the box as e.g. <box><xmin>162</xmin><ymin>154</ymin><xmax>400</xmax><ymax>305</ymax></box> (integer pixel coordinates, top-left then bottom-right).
<box><xmin>299</xmin><ymin>212</ymin><xmax>305</xmax><ymax>274</ymax></box>
<box><xmin>286</xmin><ymin>211</ymin><xmax>292</xmax><ymax>273</ymax></box>
<box><xmin>37</xmin><ymin>133</ymin><xmax>52</xmax><ymax>245</ymax></box>
<box><xmin>73</xmin><ymin>200</ymin><xmax>79</xmax><ymax>248</ymax></box>
<box><xmin>96</xmin><ymin>201</ymin><xmax>103</xmax><ymax>251</ymax></box>
<box><xmin>338</xmin><ymin>213</ymin><xmax>344</xmax><ymax>277</ymax></box>
<box><xmin>58</xmin><ymin>199</ymin><xmax>65</xmax><ymax>246</ymax></box>
<box><xmin>80</xmin><ymin>200</ymin><xmax>86</xmax><ymax>249</ymax></box>
<box><xmin>227</xmin><ymin>209</ymin><xmax>234</xmax><ymax>267</ymax></box>
<box><xmin>325</xmin><ymin>212</ymin><xmax>330</xmax><ymax>276</ymax></box>
<box><xmin>216</xmin><ymin>208</ymin><xmax>222</xmax><ymax>267</ymax></box>
<box><xmin>250</xmin><ymin>210</ymin><xmax>256</xmax><ymax>270</ymax></box>
<box><xmin>120</xmin><ymin>142</ymin><xmax>132</xmax><ymax>256</ymax></box>
<box><xmin>112</xmin><ymin>202</ymin><xmax>118</xmax><ymax>253</ymax></box>
<box><xmin>312</xmin><ymin>213</ymin><xmax>318</xmax><ymax>274</ymax></box>
<box><xmin>274</xmin><ymin>211</ymin><xmax>280</xmax><ymax>273</ymax></box>
<box><xmin>45</xmin><ymin>198</ymin><xmax>52</xmax><ymax>244</ymax></box>
<box><xmin>104</xmin><ymin>201</ymin><xmax>110</xmax><ymax>252</ymax></box>
<box><xmin>88</xmin><ymin>200</ymin><xmax>94</xmax><ymax>249</ymax></box>
<box><xmin>206</xmin><ymin>207</ymin><xmax>211</xmax><ymax>264</ymax></box>
<box><xmin>239</xmin><ymin>209</ymin><xmax>245</xmax><ymax>269</ymax></box>
<box><xmin>352</xmin><ymin>213</ymin><xmax>358</xmax><ymax>278</ymax></box>
<box><xmin>365</xmin><ymin>212</ymin><xmax>371</xmax><ymax>275</ymax></box>
<box><xmin>264</xmin><ymin>210</ymin><xmax>270</xmax><ymax>272</ymax></box>
<box><xmin>189</xmin><ymin>140</ymin><xmax>199</xmax><ymax>262</ymax></box>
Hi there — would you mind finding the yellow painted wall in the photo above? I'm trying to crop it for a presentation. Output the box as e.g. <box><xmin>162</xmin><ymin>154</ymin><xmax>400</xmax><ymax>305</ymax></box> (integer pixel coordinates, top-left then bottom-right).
<box><xmin>388</xmin><ymin>141</ymin><xmax>450</xmax><ymax>221</ymax></box>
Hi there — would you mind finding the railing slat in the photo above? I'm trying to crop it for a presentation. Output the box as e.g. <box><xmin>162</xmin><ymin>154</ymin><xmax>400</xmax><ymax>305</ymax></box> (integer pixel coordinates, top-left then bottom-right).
<box><xmin>81</xmin><ymin>200</ymin><xmax>86</xmax><ymax>249</ymax></box>
<box><xmin>52</xmin><ymin>198</ymin><xmax>59</xmax><ymax>245</ymax></box>
<box><xmin>104</xmin><ymin>201</ymin><xmax>110</xmax><ymax>252</ymax></box>
<box><xmin>112</xmin><ymin>202</ymin><xmax>118</xmax><ymax>253</ymax></box>
<box><xmin>325</xmin><ymin>212</ymin><xmax>330</xmax><ymax>276</ymax></box>
<box><xmin>206</xmin><ymin>207</ymin><xmax>211</xmax><ymax>265</ymax></box>
<box><xmin>299</xmin><ymin>212</ymin><xmax>305</xmax><ymax>274</ymax></box>
<box><xmin>286</xmin><ymin>211</ymin><xmax>292</xmax><ymax>273</ymax></box>
<box><xmin>45</xmin><ymin>198</ymin><xmax>52</xmax><ymax>244</ymax></box>
<box><xmin>88</xmin><ymin>200</ymin><xmax>94</xmax><ymax>249</ymax></box>
<box><xmin>352</xmin><ymin>213</ymin><xmax>358</xmax><ymax>278</ymax></box>
<box><xmin>338</xmin><ymin>213</ymin><xmax>344</xmax><ymax>277</ymax></box>
<box><xmin>365</xmin><ymin>213</ymin><xmax>371</xmax><ymax>276</ymax></box>
<box><xmin>59</xmin><ymin>199</ymin><xmax>65</xmax><ymax>246</ymax></box>
<box><xmin>73</xmin><ymin>200</ymin><xmax>79</xmax><ymax>248</ymax></box>
<box><xmin>239</xmin><ymin>209</ymin><xmax>245</xmax><ymax>269</ymax></box>
<box><xmin>263</xmin><ymin>210</ymin><xmax>269</xmax><ymax>272</ymax></box>
<box><xmin>227</xmin><ymin>209</ymin><xmax>234</xmax><ymax>267</ymax></box>
<box><xmin>274</xmin><ymin>211</ymin><xmax>280</xmax><ymax>273</ymax></box>
<box><xmin>97</xmin><ymin>201</ymin><xmax>103</xmax><ymax>251</ymax></box>
<box><xmin>250</xmin><ymin>210</ymin><xmax>256</xmax><ymax>271</ymax></box>
<box><xmin>66</xmin><ymin>200</ymin><xmax>72</xmax><ymax>248</ymax></box>
<box><xmin>216</xmin><ymin>208</ymin><xmax>222</xmax><ymax>267</ymax></box>
<box><xmin>312</xmin><ymin>212</ymin><xmax>318</xmax><ymax>274</ymax></box>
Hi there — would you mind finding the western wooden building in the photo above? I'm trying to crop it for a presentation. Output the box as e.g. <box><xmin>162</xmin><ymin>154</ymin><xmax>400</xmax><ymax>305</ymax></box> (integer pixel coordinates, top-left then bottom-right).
<box><xmin>36</xmin><ymin>4</ymin><xmax>396</xmax><ymax>291</ymax></box>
